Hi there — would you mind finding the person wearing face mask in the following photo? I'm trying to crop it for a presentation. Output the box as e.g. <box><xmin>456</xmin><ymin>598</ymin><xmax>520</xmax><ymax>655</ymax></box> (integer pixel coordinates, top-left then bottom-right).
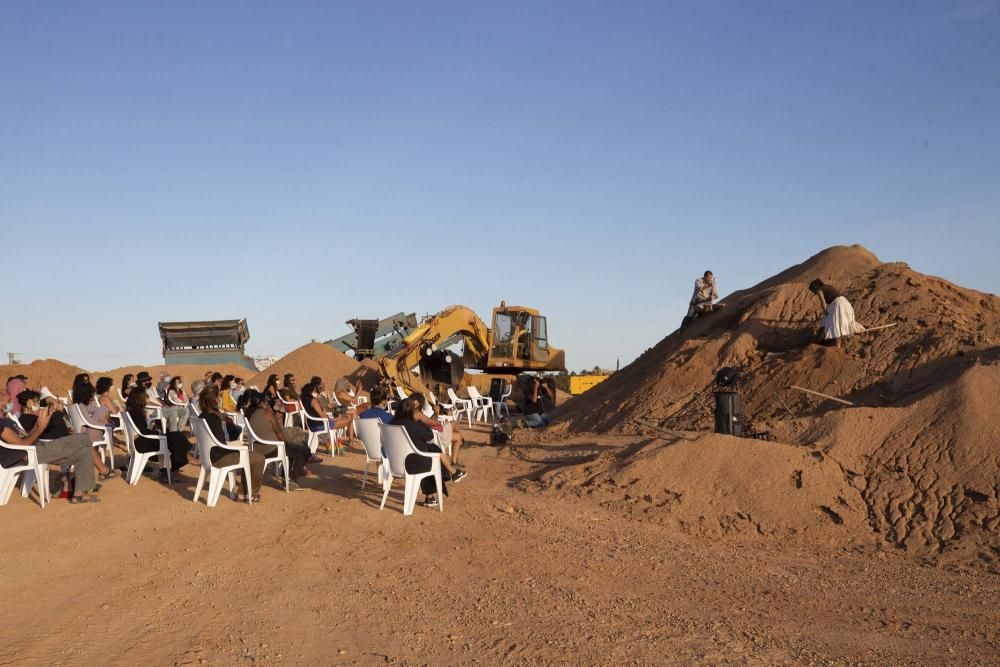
<box><xmin>166</xmin><ymin>376</ymin><xmax>187</xmax><ymax>406</ymax></box>
<box><xmin>230</xmin><ymin>377</ymin><xmax>246</xmax><ymax>405</ymax></box>
<box><xmin>137</xmin><ymin>371</ymin><xmax>188</xmax><ymax>432</ymax></box>
<box><xmin>120</xmin><ymin>374</ymin><xmax>138</xmax><ymax>403</ymax></box>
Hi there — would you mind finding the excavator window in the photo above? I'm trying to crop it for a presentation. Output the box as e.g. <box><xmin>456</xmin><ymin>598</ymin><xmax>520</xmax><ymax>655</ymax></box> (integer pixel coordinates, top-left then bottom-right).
<box><xmin>532</xmin><ymin>316</ymin><xmax>549</xmax><ymax>350</ymax></box>
<box><xmin>491</xmin><ymin>312</ymin><xmax>515</xmax><ymax>359</ymax></box>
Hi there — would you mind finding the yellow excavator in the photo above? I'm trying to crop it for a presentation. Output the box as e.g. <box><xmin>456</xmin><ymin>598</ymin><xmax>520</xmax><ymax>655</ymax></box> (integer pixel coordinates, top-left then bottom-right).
<box><xmin>376</xmin><ymin>302</ymin><xmax>565</xmax><ymax>395</ymax></box>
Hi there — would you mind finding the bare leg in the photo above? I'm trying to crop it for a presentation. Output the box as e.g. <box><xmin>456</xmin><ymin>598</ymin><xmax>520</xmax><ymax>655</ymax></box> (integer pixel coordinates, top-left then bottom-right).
<box><xmin>91</xmin><ymin>447</ymin><xmax>110</xmax><ymax>475</ymax></box>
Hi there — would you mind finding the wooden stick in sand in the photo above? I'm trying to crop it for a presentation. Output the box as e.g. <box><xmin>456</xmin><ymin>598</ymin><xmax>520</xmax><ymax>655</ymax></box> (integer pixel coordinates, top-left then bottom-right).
<box><xmin>790</xmin><ymin>385</ymin><xmax>855</xmax><ymax>406</ymax></box>
<box><xmin>859</xmin><ymin>322</ymin><xmax>898</xmax><ymax>333</ymax></box>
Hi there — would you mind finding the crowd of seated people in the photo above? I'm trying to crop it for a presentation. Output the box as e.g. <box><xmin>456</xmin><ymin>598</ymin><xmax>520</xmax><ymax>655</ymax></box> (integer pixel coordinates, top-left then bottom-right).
<box><xmin>2</xmin><ymin>366</ymin><xmax>514</xmax><ymax>509</ymax></box>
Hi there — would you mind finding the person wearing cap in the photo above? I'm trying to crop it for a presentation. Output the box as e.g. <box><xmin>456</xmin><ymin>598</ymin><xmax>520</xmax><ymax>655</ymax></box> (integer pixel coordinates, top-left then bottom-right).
<box><xmin>5</xmin><ymin>374</ymin><xmax>29</xmax><ymax>415</ymax></box>
<box><xmin>137</xmin><ymin>371</ymin><xmax>188</xmax><ymax>432</ymax></box>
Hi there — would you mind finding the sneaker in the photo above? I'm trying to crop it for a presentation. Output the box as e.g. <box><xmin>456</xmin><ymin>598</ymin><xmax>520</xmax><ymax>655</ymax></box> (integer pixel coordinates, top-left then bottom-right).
<box><xmin>423</xmin><ymin>496</ymin><xmax>439</xmax><ymax>507</ymax></box>
<box><xmin>285</xmin><ymin>480</ymin><xmax>302</xmax><ymax>491</ymax></box>
<box><xmin>451</xmin><ymin>470</ymin><xmax>468</xmax><ymax>484</ymax></box>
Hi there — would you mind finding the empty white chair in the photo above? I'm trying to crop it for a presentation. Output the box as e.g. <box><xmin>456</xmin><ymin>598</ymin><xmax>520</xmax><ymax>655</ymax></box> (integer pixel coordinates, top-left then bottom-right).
<box><xmin>243</xmin><ymin>411</ymin><xmax>289</xmax><ymax>492</ymax></box>
<box><xmin>466</xmin><ymin>386</ymin><xmax>494</xmax><ymax>423</ymax></box>
<box><xmin>354</xmin><ymin>417</ymin><xmax>384</xmax><ymax>489</ymax></box>
<box><xmin>445</xmin><ymin>388</ymin><xmax>474</xmax><ymax>427</ymax></box>
<box><xmin>378</xmin><ymin>423</ymin><xmax>442</xmax><ymax>515</ymax></box>
<box><xmin>190</xmin><ymin>417</ymin><xmax>253</xmax><ymax>507</ymax></box>
<box><xmin>122</xmin><ymin>410</ymin><xmax>173</xmax><ymax>485</ymax></box>
<box><xmin>493</xmin><ymin>382</ymin><xmax>511</xmax><ymax>418</ymax></box>
<box><xmin>0</xmin><ymin>440</ymin><xmax>50</xmax><ymax>508</ymax></box>
<box><xmin>66</xmin><ymin>404</ymin><xmax>115</xmax><ymax>468</ymax></box>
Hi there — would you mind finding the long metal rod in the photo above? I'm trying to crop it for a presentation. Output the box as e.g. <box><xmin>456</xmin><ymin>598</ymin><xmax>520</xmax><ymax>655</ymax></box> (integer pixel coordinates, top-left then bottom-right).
<box><xmin>790</xmin><ymin>385</ymin><xmax>855</xmax><ymax>406</ymax></box>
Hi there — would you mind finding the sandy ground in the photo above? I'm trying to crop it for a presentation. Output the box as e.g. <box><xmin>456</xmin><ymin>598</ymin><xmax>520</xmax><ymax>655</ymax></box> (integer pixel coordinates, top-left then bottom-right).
<box><xmin>3</xmin><ymin>428</ymin><xmax>999</xmax><ymax>666</ymax></box>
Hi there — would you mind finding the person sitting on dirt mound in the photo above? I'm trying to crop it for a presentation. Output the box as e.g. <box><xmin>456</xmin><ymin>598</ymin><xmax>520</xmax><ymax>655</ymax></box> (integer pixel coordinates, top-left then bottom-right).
<box><xmin>389</xmin><ymin>396</ymin><xmax>467</xmax><ymax>508</ymax></box>
<box><xmin>522</xmin><ymin>377</ymin><xmax>552</xmax><ymax>428</ymax></box>
<box><xmin>682</xmin><ymin>270</ymin><xmax>720</xmax><ymax>328</ymax></box>
<box><xmin>809</xmin><ymin>279</ymin><xmax>865</xmax><ymax>348</ymax></box>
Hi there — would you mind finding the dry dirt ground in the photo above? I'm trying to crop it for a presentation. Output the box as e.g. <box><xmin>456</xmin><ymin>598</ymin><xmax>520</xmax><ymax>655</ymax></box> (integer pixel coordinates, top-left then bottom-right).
<box><xmin>3</xmin><ymin>428</ymin><xmax>999</xmax><ymax>666</ymax></box>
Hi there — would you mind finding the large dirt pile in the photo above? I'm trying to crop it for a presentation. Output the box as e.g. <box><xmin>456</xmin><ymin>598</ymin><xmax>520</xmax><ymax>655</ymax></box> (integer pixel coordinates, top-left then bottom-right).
<box><xmin>537</xmin><ymin>432</ymin><xmax>872</xmax><ymax>544</ymax></box>
<box><xmin>248</xmin><ymin>342</ymin><xmax>362</xmax><ymax>388</ymax></box>
<box><xmin>554</xmin><ymin>244</ymin><xmax>999</xmax><ymax>433</ymax></box>
<box><xmin>0</xmin><ymin>358</ymin><xmax>88</xmax><ymax>400</ymax></box>
<box><xmin>546</xmin><ymin>244</ymin><xmax>1000</xmax><ymax>568</ymax></box>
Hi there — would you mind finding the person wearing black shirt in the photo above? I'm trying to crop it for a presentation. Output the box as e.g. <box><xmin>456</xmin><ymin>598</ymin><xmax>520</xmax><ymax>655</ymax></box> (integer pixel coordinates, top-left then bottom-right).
<box><xmin>198</xmin><ymin>386</ymin><xmax>266</xmax><ymax>502</ymax></box>
<box><xmin>125</xmin><ymin>389</ymin><xmax>191</xmax><ymax>476</ymax></box>
<box><xmin>522</xmin><ymin>377</ymin><xmax>552</xmax><ymax>428</ymax></box>
<box><xmin>389</xmin><ymin>397</ymin><xmax>466</xmax><ymax>508</ymax></box>
<box><xmin>0</xmin><ymin>404</ymin><xmax>99</xmax><ymax>504</ymax></box>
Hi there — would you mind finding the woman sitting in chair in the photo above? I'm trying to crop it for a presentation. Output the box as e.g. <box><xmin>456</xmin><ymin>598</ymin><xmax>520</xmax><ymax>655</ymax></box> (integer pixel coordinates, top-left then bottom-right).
<box><xmin>389</xmin><ymin>397</ymin><xmax>467</xmax><ymax>508</ymax></box>
<box><xmin>199</xmin><ymin>386</ymin><xmax>266</xmax><ymax>503</ymax></box>
<box><xmin>300</xmin><ymin>379</ymin><xmax>355</xmax><ymax>458</ymax></box>
<box><xmin>166</xmin><ymin>376</ymin><xmax>187</xmax><ymax>406</ymax></box>
<box><xmin>125</xmin><ymin>388</ymin><xmax>190</xmax><ymax>480</ymax></box>
<box><xmin>410</xmin><ymin>393</ymin><xmax>466</xmax><ymax>469</ymax></box>
<box><xmin>240</xmin><ymin>390</ymin><xmax>313</xmax><ymax>489</ymax></box>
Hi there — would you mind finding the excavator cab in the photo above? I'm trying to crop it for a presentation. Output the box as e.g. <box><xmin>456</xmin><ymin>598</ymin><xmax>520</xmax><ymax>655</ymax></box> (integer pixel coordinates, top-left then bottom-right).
<box><xmin>487</xmin><ymin>305</ymin><xmax>550</xmax><ymax>369</ymax></box>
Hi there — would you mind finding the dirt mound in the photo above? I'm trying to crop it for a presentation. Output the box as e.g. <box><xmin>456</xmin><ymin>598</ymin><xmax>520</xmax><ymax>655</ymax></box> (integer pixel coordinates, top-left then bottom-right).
<box><xmin>248</xmin><ymin>342</ymin><xmax>361</xmax><ymax>389</ymax></box>
<box><xmin>553</xmin><ymin>245</ymin><xmax>1000</xmax><ymax>434</ymax></box>
<box><xmin>776</xmin><ymin>362</ymin><xmax>1000</xmax><ymax>569</ymax></box>
<box><xmin>536</xmin><ymin>432</ymin><xmax>870</xmax><ymax>544</ymax></box>
<box><xmin>0</xmin><ymin>358</ymin><xmax>88</xmax><ymax>400</ymax></box>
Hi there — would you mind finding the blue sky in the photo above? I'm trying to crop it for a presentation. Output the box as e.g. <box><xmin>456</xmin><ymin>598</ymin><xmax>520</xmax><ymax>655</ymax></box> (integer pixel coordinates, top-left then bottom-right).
<box><xmin>1</xmin><ymin>1</ymin><xmax>998</xmax><ymax>372</ymax></box>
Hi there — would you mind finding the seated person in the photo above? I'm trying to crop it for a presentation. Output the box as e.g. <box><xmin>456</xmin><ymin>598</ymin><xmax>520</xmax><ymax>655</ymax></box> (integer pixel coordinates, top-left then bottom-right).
<box><xmin>97</xmin><ymin>376</ymin><xmax>122</xmax><ymax>413</ymax></box>
<box><xmin>219</xmin><ymin>376</ymin><xmax>238</xmax><ymax>412</ymax></box>
<box><xmin>1</xmin><ymin>401</ymin><xmax>101</xmax><ymax>504</ymax></box>
<box><xmin>682</xmin><ymin>271</ymin><xmax>720</xmax><ymax>327</ymax></box>
<box><xmin>71</xmin><ymin>382</ymin><xmax>115</xmax><ymax>454</ymax></box>
<box><xmin>166</xmin><ymin>376</ymin><xmax>187</xmax><ymax>406</ymax></box>
<box><xmin>300</xmin><ymin>380</ymin><xmax>355</xmax><ymax>457</ymax></box>
<box><xmin>120</xmin><ymin>374</ymin><xmax>137</xmax><ymax>403</ymax></box>
<box><xmin>230</xmin><ymin>378</ymin><xmax>246</xmax><ymax>405</ymax></box>
<box><xmin>410</xmin><ymin>392</ymin><xmax>465</xmax><ymax>468</ymax></box>
<box><xmin>137</xmin><ymin>371</ymin><xmax>188</xmax><ymax>432</ymax></box>
<box><xmin>523</xmin><ymin>377</ymin><xmax>552</xmax><ymax>428</ymax></box>
<box><xmin>239</xmin><ymin>390</ymin><xmax>313</xmax><ymax>489</ymax></box>
<box><xmin>199</xmin><ymin>386</ymin><xmax>265</xmax><ymax>503</ymax></box>
<box><xmin>155</xmin><ymin>372</ymin><xmax>171</xmax><ymax>402</ymax></box>
<box><xmin>125</xmin><ymin>387</ymin><xmax>191</xmax><ymax>479</ymax></box>
<box><xmin>389</xmin><ymin>397</ymin><xmax>466</xmax><ymax>508</ymax></box>
<box><xmin>5</xmin><ymin>374</ymin><xmax>28</xmax><ymax>415</ymax></box>
<box><xmin>359</xmin><ymin>386</ymin><xmax>394</xmax><ymax>423</ymax></box>
<box><xmin>262</xmin><ymin>374</ymin><xmax>281</xmax><ymax>407</ymax></box>
<box><xmin>334</xmin><ymin>376</ymin><xmax>368</xmax><ymax>407</ymax></box>
<box><xmin>279</xmin><ymin>374</ymin><xmax>299</xmax><ymax>403</ymax></box>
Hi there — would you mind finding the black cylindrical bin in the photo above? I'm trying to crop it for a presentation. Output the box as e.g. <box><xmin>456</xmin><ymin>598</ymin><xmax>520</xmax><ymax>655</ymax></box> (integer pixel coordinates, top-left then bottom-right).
<box><xmin>713</xmin><ymin>391</ymin><xmax>742</xmax><ymax>436</ymax></box>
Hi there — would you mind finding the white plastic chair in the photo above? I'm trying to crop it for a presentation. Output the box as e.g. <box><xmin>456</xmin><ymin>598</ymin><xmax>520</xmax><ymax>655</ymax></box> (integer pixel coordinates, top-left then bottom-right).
<box><xmin>354</xmin><ymin>417</ymin><xmax>384</xmax><ymax>489</ymax></box>
<box><xmin>0</xmin><ymin>440</ymin><xmax>50</xmax><ymax>508</ymax></box>
<box><xmin>122</xmin><ymin>411</ymin><xmax>172</xmax><ymax>485</ymax></box>
<box><xmin>493</xmin><ymin>382</ymin><xmax>511</xmax><ymax>418</ymax></box>
<box><xmin>66</xmin><ymin>403</ymin><xmax>115</xmax><ymax>468</ymax></box>
<box><xmin>301</xmin><ymin>401</ymin><xmax>336</xmax><ymax>456</ymax></box>
<box><xmin>378</xmin><ymin>423</ymin><xmax>442</xmax><ymax>515</ymax></box>
<box><xmin>279</xmin><ymin>398</ymin><xmax>302</xmax><ymax>429</ymax></box>
<box><xmin>466</xmin><ymin>386</ymin><xmax>494</xmax><ymax>423</ymax></box>
<box><xmin>445</xmin><ymin>388</ymin><xmax>474</xmax><ymax>427</ymax></box>
<box><xmin>117</xmin><ymin>387</ymin><xmax>129</xmax><ymax>404</ymax></box>
<box><xmin>395</xmin><ymin>386</ymin><xmax>408</xmax><ymax>401</ymax></box>
<box><xmin>242</xmin><ymin>411</ymin><xmax>289</xmax><ymax>492</ymax></box>
<box><xmin>190</xmin><ymin>417</ymin><xmax>253</xmax><ymax>507</ymax></box>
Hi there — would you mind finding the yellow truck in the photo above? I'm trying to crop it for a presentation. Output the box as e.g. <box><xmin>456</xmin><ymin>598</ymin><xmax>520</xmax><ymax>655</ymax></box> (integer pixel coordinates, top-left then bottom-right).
<box><xmin>569</xmin><ymin>374</ymin><xmax>610</xmax><ymax>395</ymax></box>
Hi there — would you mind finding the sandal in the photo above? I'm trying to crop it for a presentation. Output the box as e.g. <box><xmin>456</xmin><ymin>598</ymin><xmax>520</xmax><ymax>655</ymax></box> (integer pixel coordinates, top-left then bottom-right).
<box><xmin>248</xmin><ymin>494</ymin><xmax>261</xmax><ymax>504</ymax></box>
<box><xmin>69</xmin><ymin>495</ymin><xmax>100</xmax><ymax>504</ymax></box>
<box><xmin>98</xmin><ymin>469</ymin><xmax>118</xmax><ymax>481</ymax></box>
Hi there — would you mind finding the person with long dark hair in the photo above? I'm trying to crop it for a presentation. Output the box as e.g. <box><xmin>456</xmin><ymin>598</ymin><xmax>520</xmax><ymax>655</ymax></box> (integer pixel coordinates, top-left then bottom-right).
<box><xmin>240</xmin><ymin>390</ymin><xmax>313</xmax><ymax>489</ymax></box>
<box><xmin>389</xmin><ymin>396</ymin><xmax>466</xmax><ymax>508</ymax></box>
<box><xmin>199</xmin><ymin>386</ymin><xmax>265</xmax><ymax>503</ymax></box>
<box><xmin>300</xmin><ymin>379</ymin><xmax>355</xmax><ymax>457</ymax></box>
<box><xmin>125</xmin><ymin>388</ymin><xmax>191</xmax><ymax>480</ymax></box>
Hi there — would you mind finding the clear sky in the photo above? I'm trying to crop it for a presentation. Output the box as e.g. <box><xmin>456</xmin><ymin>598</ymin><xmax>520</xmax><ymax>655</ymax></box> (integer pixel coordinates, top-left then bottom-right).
<box><xmin>2</xmin><ymin>1</ymin><xmax>998</xmax><ymax>372</ymax></box>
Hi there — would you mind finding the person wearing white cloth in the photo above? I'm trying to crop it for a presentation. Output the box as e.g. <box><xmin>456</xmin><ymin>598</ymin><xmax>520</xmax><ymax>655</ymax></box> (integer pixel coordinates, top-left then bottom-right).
<box><xmin>809</xmin><ymin>279</ymin><xmax>865</xmax><ymax>347</ymax></box>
